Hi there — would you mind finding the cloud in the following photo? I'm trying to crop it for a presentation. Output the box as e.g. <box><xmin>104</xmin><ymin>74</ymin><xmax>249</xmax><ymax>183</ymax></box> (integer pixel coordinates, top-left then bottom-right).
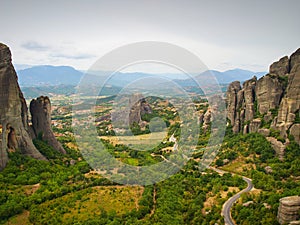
<box><xmin>50</xmin><ymin>53</ymin><xmax>95</xmax><ymax>60</ymax></box>
<box><xmin>21</xmin><ymin>41</ymin><xmax>50</xmax><ymax>51</ymax></box>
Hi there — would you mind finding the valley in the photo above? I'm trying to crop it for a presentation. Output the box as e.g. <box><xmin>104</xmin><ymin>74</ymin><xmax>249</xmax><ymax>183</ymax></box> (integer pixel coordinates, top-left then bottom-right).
<box><xmin>0</xmin><ymin>43</ymin><xmax>299</xmax><ymax>225</ymax></box>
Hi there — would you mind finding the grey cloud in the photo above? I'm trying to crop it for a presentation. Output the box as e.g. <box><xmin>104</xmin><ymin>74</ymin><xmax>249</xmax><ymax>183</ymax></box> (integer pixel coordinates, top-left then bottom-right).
<box><xmin>50</xmin><ymin>53</ymin><xmax>95</xmax><ymax>60</ymax></box>
<box><xmin>21</xmin><ymin>41</ymin><xmax>50</xmax><ymax>51</ymax></box>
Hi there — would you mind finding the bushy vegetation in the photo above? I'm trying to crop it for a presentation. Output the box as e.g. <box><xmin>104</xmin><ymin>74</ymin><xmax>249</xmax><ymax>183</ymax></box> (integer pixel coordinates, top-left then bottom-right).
<box><xmin>222</xmin><ymin>134</ymin><xmax>300</xmax><ymax>225</ymax></box>
<box><xmin>1</xmin><ymin>93</ymin><xmax>300</xmax><ymax>224</ymax></box>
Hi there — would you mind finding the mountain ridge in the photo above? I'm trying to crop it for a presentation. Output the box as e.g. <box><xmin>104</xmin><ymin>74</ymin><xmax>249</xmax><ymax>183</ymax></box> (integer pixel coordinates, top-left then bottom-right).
<box><xmin>17</xmin><ymin>64</ymin><xmax>266</xmax><ymax>87</ymax></box>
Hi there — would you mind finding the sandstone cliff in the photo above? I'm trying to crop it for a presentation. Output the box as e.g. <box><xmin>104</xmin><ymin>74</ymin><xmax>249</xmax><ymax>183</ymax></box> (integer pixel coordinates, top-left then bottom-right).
<box><xmin>0</xmin><ymin>43</ymin><xmax>65</xmax><ymax>170</ymax></box>
<box><xmin>226</xmin><ymin>48</ymin><xmax>300</xmax><ymax>149</ymax></box>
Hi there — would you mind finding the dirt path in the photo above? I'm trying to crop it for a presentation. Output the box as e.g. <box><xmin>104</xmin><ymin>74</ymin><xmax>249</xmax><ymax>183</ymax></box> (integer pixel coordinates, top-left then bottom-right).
<box><xmin>149</xmin><ymin>185</ymin><xmax>157</xmax><ymax>217</ymax></box>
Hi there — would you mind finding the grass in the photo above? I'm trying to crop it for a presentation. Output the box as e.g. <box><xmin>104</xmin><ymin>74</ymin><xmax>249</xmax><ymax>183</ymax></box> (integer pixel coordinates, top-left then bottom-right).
<box><xmin>221</xmin><ymin>156</ymin><xmax>256</xmax><ymax>176</ymax></box>
<box><xmin>31</xmin><ymin>185</ymin><xmax>144</xmax><ymax>224</ymax></box>
<box><xmin>5</xmin><ymin>211</ymin><xmax>31</xmax><ymax>225</ymax></box>
<box><xmin>100</xmin><ymin>131</ymin><xmax>167</xmax><ymax>150</ymax></box>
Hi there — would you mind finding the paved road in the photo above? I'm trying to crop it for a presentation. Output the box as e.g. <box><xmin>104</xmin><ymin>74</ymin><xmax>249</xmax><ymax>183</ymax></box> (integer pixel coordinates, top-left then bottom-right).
<box><xmin>222</xmin><ymin>177</ymin><xmax>253</xmax><ymax>225</ymax></box>
<box><xmin>210</xmin><ymin>167</ymin><xmax>253</xmax><ymax>225</ymax></box>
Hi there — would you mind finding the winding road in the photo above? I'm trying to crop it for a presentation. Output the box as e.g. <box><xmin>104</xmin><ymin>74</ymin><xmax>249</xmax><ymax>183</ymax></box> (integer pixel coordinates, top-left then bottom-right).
<box><xmin>210</xmin><ymin>167</ymin><xmax>254</xmax><ymax>225</ymax></box>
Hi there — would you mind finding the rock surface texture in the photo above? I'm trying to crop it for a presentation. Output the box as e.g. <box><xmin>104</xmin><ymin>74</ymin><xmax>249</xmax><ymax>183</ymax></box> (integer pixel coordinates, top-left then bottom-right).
<box><xmin>30</xmin><ymin>96</ymin><xmax>66</xmax><ymax>154</ymax></box>
<box><xmin>129</xmin><ymin>97</ymin><xmax>152</xmax><ymax>125</ymax></box>
<box><xmin>277</xmin><ymin>196</ymin><xmax>300</xmax><ymax>224</ymax></box>
<box><xmin>0</xmin><ymin>43</ymin><xmax>65</xmax><ymax>170</ymax></box>
<box><xmin>226</xmin><ymin>48</ymin><xmax>300</xmax><ymax>148</ymax></box>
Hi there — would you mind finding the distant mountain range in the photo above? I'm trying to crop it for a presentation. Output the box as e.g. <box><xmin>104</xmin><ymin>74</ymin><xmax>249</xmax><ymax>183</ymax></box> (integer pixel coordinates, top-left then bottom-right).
<box><xmin>17</xmin><ymin>65</ymin><xmax>83</xmax><ymax>86</ymax></box>
<box><xmin>16</xmin><ymin>65</ymin><xmax>266</xmax><ymax>87</ymax></box>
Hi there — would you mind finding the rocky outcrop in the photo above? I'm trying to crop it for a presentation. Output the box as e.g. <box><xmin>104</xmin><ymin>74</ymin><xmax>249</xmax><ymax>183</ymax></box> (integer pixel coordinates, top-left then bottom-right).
<box><xmin>258</xmin><ymin>128</ymin><xmax>270</xmax><ymax>137</ymax></box>
<box><xmin>226</xmin><ymin>48</ymin><xmax>300</xmax><ymax>147</ymax></box>
<box><xmin>226</xmin><ymin>81</ymin><xmax>243</xmax><ymax>133</ymax></box>
<box><xmin>273</xmin><ymin>50</ymin><xmax>300</xmax><ymax>141</ymax></box>
<box><xmin>0</xmin><ymin>43</ymin><xmax>65</xmax><ymax>170</ymax></box>
<box><xmin>0</xmin><ymin>43</ymin><xmax>46</xmax><ymax>169</ymax></box>
<box><xmin>266</xmin><ymin>137</ymin><xmax>285</xmax><ymax>161</ymax></box>
<box><xmin>30</xmin><ymin>96</ymin><xmax>66</xmax><ymax>154</ymax></box>
<box><xmin>243</xmin><ymin>77</ymin><xmax>257</xmax><ymax>122</ymax></box>
<box><xmin>111</xmin><ymin>94</ymin><xmax>153</xmax><ymax>133</ymax></box>
<box><xmin>277</xmin><ymin>196</ymin><xmax>300</xmax><ymax>224</ymax></box>
<box><xmin>269</xmin><ymin>56</ymin><xmax>290</xmax><ymax>77</ymax></box>
<box><xmin>129</xmin><ymin>96</ymin><xmax>152</xmax><ymax>125</ymax></box>
<box><xmin>249</xmin><ymin>118</ymin><xmax>261</xmax><ymax>133</ymax></box>
<box><xmin>290</xmin><ymin>124</ymin><xmax>300</xmax><ymax>145</ymax></box>
<box><xmin>203</xmin><ymin>108</ymin><xmax>212</xmax><ymax>132</ymax></box>
<box><xmin>256</xmin><ymin>75</ymin><xmax>284</xmax><ymax>114</ymax></box>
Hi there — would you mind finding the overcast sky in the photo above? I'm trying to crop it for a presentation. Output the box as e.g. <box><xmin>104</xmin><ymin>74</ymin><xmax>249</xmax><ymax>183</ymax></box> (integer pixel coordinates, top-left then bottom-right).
<box><xmin>1</xmin><ymin>0</ymin><xmax>299</xmax><ymax>72</ymax></box>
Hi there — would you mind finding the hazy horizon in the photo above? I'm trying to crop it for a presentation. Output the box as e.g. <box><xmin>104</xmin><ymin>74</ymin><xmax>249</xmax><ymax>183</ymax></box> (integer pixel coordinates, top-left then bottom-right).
<box><xmin>1</xmin><ymin>0</ymin><xmax>299</xmax><ymax>73</ymax></box>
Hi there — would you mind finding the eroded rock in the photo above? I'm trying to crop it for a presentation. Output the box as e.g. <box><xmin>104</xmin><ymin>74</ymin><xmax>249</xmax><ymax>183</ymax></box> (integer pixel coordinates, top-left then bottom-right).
<box><xmin>0</xmin><ymin>43</ymin><xmax>46</xmax><ymax>169</ymax></box>
<box><xmin>0</xmin><ymin>43</ymin><xmax>66</xmax><ymax>169</ymax></box>
<box><xmin>278</xmin><ymin>196</ymin><xmax>300</xmax><ymax>224</ymax></box>
<box><xmin>30</xmin><ymin>96</ymin><xmax>66</xmax><ymax>154</ymax></box>
<box><xmin>269</xmin><ymin>56</ymin><xmax>289</xmax><ymax>76</ymax></box>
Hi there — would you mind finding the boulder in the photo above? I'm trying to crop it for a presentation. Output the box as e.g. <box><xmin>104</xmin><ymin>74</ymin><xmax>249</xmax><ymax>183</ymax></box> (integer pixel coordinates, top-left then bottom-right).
<box><xmin>258</xmin><ymin>128</ymin><xmax>270</xmax><ymax>137</ymax></box>
<box><xmin>264</xmin><ymin>166</ymin><xmax>273</xmax><ymax>174</ymax></box>
<box><xmin>290</xmin><ymin>124</ymin><xmax>300</xmax><ymax>145</ymax></box>
<box><xmin>278</xmin><ymin>196</ymin><xmax>300</xmax><ymax>224</ymax></box>
<box><xmin>243</xmin><ymin>201</ymin><xmax>254</xmax><ymax>207</ymax></box>
<box><xmin>266</xmin><ymin>137</ymin><xmax>285</xmax><ymax>161</ymax></box>
<box><xmin>249</xmin><ymin>118</ymin><xmax>261</xmax><ymax>133</ymax></box>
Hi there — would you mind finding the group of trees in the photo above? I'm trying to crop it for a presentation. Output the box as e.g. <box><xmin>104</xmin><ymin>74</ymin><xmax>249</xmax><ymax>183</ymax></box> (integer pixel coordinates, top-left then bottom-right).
<box><xmin>220</xmin><ymin>132</ymin><xmax>300</xmax><ymax>225</ymax></box>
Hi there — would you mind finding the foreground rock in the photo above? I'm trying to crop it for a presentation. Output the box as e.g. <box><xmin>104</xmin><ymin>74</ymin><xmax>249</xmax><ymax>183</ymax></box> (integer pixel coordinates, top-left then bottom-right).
<box><xmin>0</xmin><ymin>43</ymin><xmax>65</xmax><ymax>170</ymax></box>
<box><xmin>0</xmin><ymin>43</ymin><xmax>46</xmax><ymax>169</ymax></box>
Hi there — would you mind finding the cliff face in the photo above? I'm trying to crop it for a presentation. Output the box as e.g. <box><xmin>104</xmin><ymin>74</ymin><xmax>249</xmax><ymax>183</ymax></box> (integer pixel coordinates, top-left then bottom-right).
<box><xmin>0</xmin><ymin>43</ymin><xmax>46</xmax><ymax>169</ymax></box>
<box><xmin>0</xmin><ymin>43</ymin><xmax>65</xmax><ymax>170</ymax></box>
<box><xmin>226</xmin><ymin>48</ymin><xmax>300</xmax><ymax>148</ymax></box>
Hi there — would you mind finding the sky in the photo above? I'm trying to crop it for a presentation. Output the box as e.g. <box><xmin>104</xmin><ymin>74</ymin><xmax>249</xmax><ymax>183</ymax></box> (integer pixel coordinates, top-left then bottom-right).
<box><xmin>0</xmin><ymin>0</ymin><xmax>299</xmax><ymax>73</ymax></box>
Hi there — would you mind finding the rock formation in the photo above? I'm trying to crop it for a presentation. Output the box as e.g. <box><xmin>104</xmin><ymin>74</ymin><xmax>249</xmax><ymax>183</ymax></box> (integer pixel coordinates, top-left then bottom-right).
<box><xmin>226</xmin><ymin>48</ymin><xmax>300</xmax><ymax>148</ymax></box>
<box><xmin>0</xmin><ymin>43</ymin><xmax>65</xmax><ymax>170</ymax></box>
<box><xmin>30</xmin><ymin>96</ymin><xmax>66</xmax><ymax>154</ymax></box>
<box><xmin>277</xmin><ymin>196</ymin><xmax>300</xmax><ymax>224</ymax></box>
<box><xmin>111</xmin><ymin>94</ymin><xmax>152</xmax><ymax>133</ymax></box>
<box><xmin>256</xmin><ymin>75</ymin><xmax>284</xmax><ymax>115</ymax></box>
<box><xmin>226</xmin><ymin>81</ymin><xmax>242</xmax><ymax>133</ymax></box>
<box><xmin>129</xmin><ymin>96</ymin><xmax>152</xmax><ymax>125</ymax></box>
<box><xmin>0</xmin><ymin>43</ymin><xmax>46</xmax><ymax>169</ymax></box>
